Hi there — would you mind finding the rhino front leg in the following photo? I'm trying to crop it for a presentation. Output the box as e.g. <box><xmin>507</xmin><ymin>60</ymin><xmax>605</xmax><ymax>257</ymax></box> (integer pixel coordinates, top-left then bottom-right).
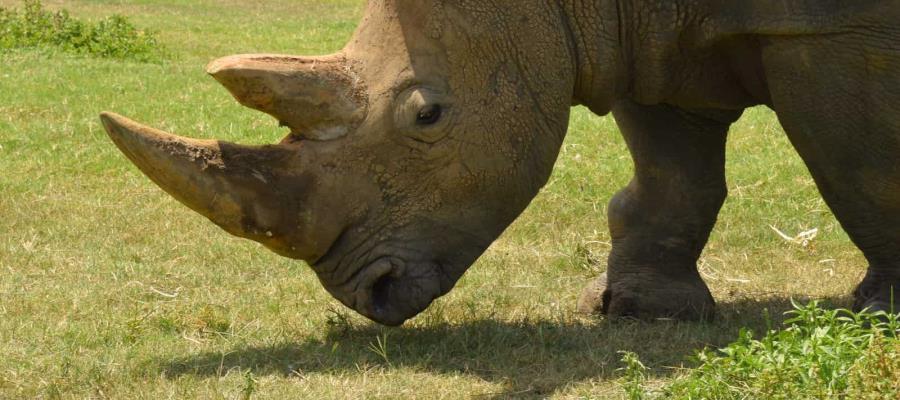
<box><xmin>578</xmin><ymin>100</ymin><xmax>742</xmax><ymax>320</ymax></box>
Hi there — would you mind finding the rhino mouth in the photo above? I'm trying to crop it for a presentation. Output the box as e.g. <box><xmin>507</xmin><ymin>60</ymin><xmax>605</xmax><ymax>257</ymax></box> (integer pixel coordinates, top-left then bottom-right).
<box><xmin>318</xmin><ymin>251</ymin><xmax>447</xmax><ymax>326</ymax></box>
<box><xmin>368</xmin><ymin>261</ymin><xmax>446</xmax><ymax>326</ymax></box>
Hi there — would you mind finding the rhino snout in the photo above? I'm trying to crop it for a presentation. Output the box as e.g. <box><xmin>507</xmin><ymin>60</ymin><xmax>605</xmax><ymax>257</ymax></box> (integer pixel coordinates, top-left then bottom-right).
<box><xmin>327</xmin><ymin>257</ymin><xmax>444</xmax><ymax>326</ymax></box>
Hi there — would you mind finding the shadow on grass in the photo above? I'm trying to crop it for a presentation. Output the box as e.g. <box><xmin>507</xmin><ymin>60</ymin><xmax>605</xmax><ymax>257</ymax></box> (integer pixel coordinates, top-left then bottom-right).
<box><xmin>157</xmin><ymin>295</ymin><xmax>851</xmax><ymax>398</ymax></box>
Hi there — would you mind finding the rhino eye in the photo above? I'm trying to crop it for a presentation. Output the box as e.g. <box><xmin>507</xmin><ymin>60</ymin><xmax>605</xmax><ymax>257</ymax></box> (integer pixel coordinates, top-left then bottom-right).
<box><xmin>416</xmin><ymin>104</ymin><xmax>443</xmax><ymax>126</ymax></box>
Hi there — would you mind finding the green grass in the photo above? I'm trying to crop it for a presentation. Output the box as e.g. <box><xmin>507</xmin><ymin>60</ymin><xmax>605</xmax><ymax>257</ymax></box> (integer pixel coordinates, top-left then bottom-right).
<box><xmin>622</xmin><ymin>302</ymin><xmax>900</xmax><ymax>399</ymax></box>
<box><xmin>0</xmin><ymin>1</ymin><xmax>896</xmax><ymax>398</ymax></box>
<box><xmin>1</xmin><ymin>0</ymin><xmax>164</xmax><ymax>61</ymax></box>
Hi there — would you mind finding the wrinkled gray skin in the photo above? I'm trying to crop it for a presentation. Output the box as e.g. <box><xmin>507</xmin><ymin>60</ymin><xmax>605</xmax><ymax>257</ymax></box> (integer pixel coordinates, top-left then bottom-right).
<box><xmin>101</xmin><ymin>0</ymin><xmax>900</xmax><ymax>326</ymax></box>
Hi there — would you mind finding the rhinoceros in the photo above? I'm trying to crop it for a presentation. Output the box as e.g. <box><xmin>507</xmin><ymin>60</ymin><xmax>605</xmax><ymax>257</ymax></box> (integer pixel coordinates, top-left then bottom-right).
<box><xmin>100</xmin><ymin>0</ymin><xmax>900</xmax><ymax>326</ymax></box>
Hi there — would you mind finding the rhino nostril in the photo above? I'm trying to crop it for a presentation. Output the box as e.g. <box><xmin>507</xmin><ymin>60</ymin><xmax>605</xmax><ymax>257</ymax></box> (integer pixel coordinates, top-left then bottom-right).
<box><xmin>371</xmin><ymin>274</ymin><xmax>393</xmax><ymax>314</ymax></box>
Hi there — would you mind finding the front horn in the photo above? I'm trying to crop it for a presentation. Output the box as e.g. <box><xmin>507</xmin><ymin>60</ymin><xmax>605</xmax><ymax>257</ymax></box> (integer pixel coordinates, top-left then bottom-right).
<box><xmin>99</xmin><ymin>112</ymin><xmax>328</xmax><ymax>260</ymax></box>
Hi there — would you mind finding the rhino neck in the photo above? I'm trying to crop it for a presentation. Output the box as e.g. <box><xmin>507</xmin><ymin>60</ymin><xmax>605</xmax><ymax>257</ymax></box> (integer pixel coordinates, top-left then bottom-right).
<box><xmin>563</xmin><ymin>0</ymin><xmax>736</xmax><ymax>111</ymax></box>
<box><xmin>558</xmin><ymin>0</ymin><xmax>630</xmax><ymax>115</ymax></box>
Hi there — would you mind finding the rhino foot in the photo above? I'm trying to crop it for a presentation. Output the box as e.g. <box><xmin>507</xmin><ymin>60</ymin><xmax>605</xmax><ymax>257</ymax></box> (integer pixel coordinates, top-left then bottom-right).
<box><xmin>852</xmin><ymin>276</ymin><xmax>900</xmax><ymax>315</ymax></box>
<box><xmin>577</xmin><ymin>272</ymin><xmax>715</xmax><ymax>321</ymax></box>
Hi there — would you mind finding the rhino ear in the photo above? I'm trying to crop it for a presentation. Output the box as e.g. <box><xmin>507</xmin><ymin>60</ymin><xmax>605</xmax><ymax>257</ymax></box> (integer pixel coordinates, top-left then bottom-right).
<box><xmin>207</xmin><ymin>54</ymin><xmax>368</xmax><ymax>139</ymax></box>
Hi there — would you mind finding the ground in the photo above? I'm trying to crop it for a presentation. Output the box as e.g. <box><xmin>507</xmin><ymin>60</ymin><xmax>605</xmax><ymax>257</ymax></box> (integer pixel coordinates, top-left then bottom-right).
<box><xmin>0</xmin><ymin>1</ymin><xmax>870</xmax><ymax>398</ymax></box>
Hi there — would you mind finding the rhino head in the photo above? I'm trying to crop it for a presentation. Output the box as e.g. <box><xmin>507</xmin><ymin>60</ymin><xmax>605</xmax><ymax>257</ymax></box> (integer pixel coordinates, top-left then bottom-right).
<box><xmin>101</xmin><ymin>1</ymin><xmax>588</xmax><ymax>326</ymax></box>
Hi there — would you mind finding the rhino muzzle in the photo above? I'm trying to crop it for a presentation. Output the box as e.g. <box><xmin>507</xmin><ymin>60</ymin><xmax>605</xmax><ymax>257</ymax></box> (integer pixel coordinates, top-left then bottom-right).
<box><xmin>321</xmin><ymin>256</ymin><xmax>449</xmax><ymax>326</ymax></box>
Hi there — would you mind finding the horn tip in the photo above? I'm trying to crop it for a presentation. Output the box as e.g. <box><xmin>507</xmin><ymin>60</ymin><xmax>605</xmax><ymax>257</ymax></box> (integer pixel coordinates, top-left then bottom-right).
<box><xmin>99</xmin><ymin>110</ymin><xmax>121</xmax><ymax>122</ymax></box>
<box><xmin>205</xmin><ymin>58</ymin><xmax>229</xmax><ymax>77</ymax></box>
<box><xmin>99</xmin><ymin>111</ymin><xmax>126</xmax><ymax>135</ymax></box>
<box><xmin>99</xmin><ymin>111</ymin><xmax>144</xmax><ymax>138</ymax></box>
<box><xmin>206</xmin><ymin>55</ymin><xmax>253</xmax><ymax>77</ymax></box>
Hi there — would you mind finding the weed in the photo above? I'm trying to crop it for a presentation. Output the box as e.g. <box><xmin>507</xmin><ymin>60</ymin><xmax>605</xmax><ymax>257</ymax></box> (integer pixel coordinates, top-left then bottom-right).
<box><xmin>240</xmin><ymin>370</ymin><xmax>257</xmax><ymax>400</ymax></box>
<box><xmin>193</xmin><ymin>305</ymin><xmax>232</xmax><ymax>336</ymax></box>
<box><xmin>623</xmin><ymin>301</ymin><xmax>900</xmax><ymax>399</ymax></box>
<box><xmin>619</xmin><ymin>351</ymin><xmax>649</xmax><ymax>400</ymax></box>
<box><xmin>368</xmin><ymin>332</ymin><xmax>392</xmax><ymax>367</ymax></box>
<box><xmin>325</xmin><ymin>307</ymin><xmax>355</xmax><ymax>336</ymax></box>
<box><xmin>0</xmin><ymin>0</ymin><xmax>164</xmax><ymax>61</ymax></box>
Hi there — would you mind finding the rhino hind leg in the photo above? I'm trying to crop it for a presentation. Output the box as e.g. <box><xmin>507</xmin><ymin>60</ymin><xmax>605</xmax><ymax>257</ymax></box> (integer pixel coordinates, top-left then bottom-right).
<box><xmin>579</xmin><ymin>100</ymin><xmax>742</xmax><ymax>321</ymax></box>
<box><xmin>763</xmin><ymin>35</ymin><xmax>900</xmax><ymax>315</ymax></box>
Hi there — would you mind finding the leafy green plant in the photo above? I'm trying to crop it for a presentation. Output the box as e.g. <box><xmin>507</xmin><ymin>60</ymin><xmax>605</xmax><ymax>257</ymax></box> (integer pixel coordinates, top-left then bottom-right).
<box><xmin>621</xmin><ymin>301</ymin><xmax>900</xmax><ymax>399</ymax></box>
<box><xmin>619</xmin><ymin>351</ymin><xmax>650</xmax><ymax>400</ymax></box>
<box><xmin>368</xmin><ymin>332</ymin><xmax>392</xmax><ymax>367</ymax></box>
<box><xmin>0</xmin><ymin>0</ymin><xmax>164</xmax><ymax>61</ymax></box>
<box><xmin>240</xmin><ymin>370</ymin><xmax>257</xmax><ymax>400</ymax></box>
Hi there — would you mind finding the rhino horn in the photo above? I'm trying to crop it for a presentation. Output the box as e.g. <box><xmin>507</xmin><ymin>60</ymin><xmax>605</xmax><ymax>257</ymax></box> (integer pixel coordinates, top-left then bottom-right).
<box><xmin>206</xmin><ymin>54</ymin><xmax>367</xmax><ymax>139</ymax></box>
<box><xmin>99</xmin><ymin>112</ymin><xmax>319</xmax><ymax>258</ymax></box>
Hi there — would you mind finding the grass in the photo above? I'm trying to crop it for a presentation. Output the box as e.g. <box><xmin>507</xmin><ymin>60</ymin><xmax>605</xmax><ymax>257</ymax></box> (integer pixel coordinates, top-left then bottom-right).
<box><xmin>0</xmin><ymin>0</ymin><xmax>895</xmax><ymax>398</ymax></box>
<box><xmin>1</xmin><ymin>0</ymin><xmax>164</xmax><ymax>61</ymax></box>
<box><xmin>622</xmin><ymin>302</ymin><xmax>900</xmax><ymax>399</ymax></box>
